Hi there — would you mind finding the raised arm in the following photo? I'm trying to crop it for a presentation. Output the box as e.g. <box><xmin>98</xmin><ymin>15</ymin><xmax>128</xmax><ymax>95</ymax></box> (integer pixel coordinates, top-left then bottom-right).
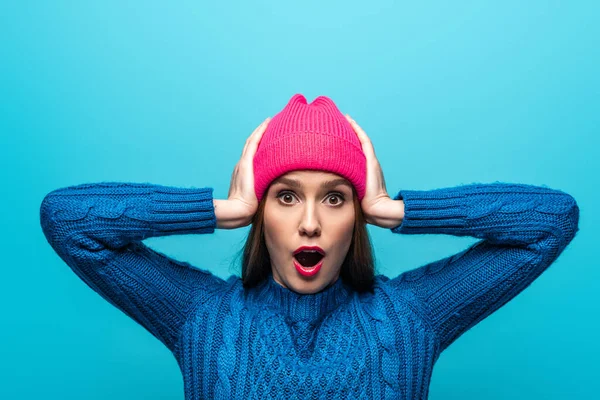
<box><xmin>385</xmin><ymin>182</ymin><xmax>580</xmax><ymax>353</ymax></box>
<box><xmin>39</xmin><ymin>182</ymin><xmax>227</xmax><ymax>354</ymax></box>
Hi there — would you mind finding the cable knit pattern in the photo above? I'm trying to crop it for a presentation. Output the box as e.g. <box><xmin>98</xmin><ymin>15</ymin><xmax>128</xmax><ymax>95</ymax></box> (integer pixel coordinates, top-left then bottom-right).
<box><xmin>39</xmin><ymin>181</ymin><xmax>580</xmax><ymax>399</ymax></box>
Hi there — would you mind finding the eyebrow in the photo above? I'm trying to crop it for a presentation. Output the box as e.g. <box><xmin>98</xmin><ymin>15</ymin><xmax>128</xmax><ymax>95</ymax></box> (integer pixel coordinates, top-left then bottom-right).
<box><xmin>272</xmin><ymin>177</ymin><xmax>352</xmax><ymax>191</ymax></box>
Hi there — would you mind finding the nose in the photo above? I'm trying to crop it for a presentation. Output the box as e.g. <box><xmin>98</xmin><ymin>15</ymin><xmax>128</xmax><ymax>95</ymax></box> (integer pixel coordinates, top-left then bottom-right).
<box><xmin>298</xmin><ymin>201</ymin><xmax>321</xmax><ymax>237</ymax></box>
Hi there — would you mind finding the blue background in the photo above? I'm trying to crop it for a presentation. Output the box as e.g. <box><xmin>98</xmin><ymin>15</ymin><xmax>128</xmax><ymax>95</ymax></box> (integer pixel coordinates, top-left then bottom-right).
<box><xmin>1</xmin><ymin>1</ymin><xmax>597</xmax><ymax>399</ymax></box>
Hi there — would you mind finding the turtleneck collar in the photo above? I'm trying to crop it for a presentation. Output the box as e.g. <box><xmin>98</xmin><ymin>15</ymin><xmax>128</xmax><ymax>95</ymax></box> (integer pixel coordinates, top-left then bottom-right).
<box><xmin>247</xmin><ymin>273</ymin><xmax>353</xmax><ymax>322</ymax></box>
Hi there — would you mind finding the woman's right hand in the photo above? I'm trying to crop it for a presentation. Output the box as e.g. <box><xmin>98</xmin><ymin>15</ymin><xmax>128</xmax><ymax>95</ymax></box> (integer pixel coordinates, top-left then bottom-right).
<box><xmin>214</xmin><ymin>117</ymin><xmax>271</xmax><ymax>229</ymax></box>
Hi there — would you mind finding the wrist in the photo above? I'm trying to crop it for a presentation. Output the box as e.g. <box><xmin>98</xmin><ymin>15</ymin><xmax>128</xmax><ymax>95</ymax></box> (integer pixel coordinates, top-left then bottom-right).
<box><xmin>213</xmin><ymin>199</ymin><xmax>252</xmax><ymax>229</ymax></box>
<box><xmin>368</xmin><ymin>198</ymin><xmax>404</xmax><ymax>229</ymax></box>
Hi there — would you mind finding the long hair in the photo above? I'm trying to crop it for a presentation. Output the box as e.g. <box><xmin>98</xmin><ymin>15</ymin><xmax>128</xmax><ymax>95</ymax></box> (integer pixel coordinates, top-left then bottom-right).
<box><xmin>238</xmin><ymin>183</ymin><xmax>376</xmax><ymax>293</ymax></box>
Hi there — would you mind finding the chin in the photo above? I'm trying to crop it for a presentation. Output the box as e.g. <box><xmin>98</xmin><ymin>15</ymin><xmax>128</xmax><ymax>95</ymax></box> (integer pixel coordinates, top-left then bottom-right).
<box><xmin>286</xmin><ymin>274</ymin><xmax>339</xmax><ymax>294</ymax></box>
<box><xmin>290</xmin><ymin>281</ymin><xmax>321</xmax><ymax>294</ymax></box>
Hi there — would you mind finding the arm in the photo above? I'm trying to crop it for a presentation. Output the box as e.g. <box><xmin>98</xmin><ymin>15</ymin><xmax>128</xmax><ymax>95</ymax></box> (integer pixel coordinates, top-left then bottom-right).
<box><xmin>39</xmin><ymin>181</ymin><xmax>228</xmax><ymax>354</ymax></box>
<box><xmin>385</xmin><ymin>182</ymin><xmax>580</xmax><ymax>353</ymax></box>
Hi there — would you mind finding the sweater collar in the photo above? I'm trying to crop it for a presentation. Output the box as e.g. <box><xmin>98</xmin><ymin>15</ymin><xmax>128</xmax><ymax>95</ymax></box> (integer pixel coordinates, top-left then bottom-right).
<box><xmin>249</xmin><ymin>273</ymin><xmax>353</xmax><ymax>322</ymax></box>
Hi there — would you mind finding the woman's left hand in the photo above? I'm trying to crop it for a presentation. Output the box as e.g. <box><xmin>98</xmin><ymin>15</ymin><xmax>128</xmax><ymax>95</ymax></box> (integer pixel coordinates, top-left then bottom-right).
<box><xmin>345</xmin><ymin>114</ymin><xmax>404</xmax><ymax>229</ymax></box>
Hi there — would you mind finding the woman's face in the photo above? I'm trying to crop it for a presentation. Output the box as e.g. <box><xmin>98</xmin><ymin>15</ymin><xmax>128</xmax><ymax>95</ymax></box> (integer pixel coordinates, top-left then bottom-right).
<box><xmin>263</xmin><ymin>170</ymin><xmax>356</xmax><ymax>294</ymax></box>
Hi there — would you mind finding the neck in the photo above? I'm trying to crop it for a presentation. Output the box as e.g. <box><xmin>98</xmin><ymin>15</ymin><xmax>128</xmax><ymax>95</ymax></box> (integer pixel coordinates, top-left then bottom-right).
<box><xmin>248</xmin><ymin>273</ymin><xmax>352</xmax><ymax>322</ymax></box>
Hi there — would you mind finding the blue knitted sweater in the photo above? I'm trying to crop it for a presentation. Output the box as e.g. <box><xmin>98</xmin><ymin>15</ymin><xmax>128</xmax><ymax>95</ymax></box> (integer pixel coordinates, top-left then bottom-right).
<box><xmin>39</xmin><ymin>182</ymin><xmax>579</xmax><ymax>399</ymax></box>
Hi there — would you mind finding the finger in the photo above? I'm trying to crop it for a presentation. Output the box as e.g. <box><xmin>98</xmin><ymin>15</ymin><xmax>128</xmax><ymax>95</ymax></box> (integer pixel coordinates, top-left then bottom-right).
<box><xmin>345</xmin><ymin>114</ymin><xmax>377</xmax><ymax>159</ymax></box>
<box><xmin>241</xmin><ymin>120</ymin><xmax>266</xmax><ymax>156</ymax></box>
<box><xmin>243</xmin><ymin>117</ymin><xmax>270</xmax><ymax>160</ymax></box>
<box><xmin>250</xmin><ymin>117</ymin><xmax>270</xmax><ymax>140</ymax></box>
<box><xmin>228</xmin><ymin>164</ymin><xmax>238</xmax><ymax>197</ymax></box>
<box><xmin>242</xmin><ymin>117</ymin><xmax>270</xmax><ymax>158</ymax></box>
<box><xmin>242</xmin><ymin>118</ymin><xmax>268</xmax><ymax>157</ymax></box>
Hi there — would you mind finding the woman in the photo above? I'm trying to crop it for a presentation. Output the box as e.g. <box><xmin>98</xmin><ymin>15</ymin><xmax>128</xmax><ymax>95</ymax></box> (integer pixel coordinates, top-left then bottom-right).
<box><xmin>40</xmin><ymin>94</ymin><xmax>580</xmax><ymax>399</ymax></box>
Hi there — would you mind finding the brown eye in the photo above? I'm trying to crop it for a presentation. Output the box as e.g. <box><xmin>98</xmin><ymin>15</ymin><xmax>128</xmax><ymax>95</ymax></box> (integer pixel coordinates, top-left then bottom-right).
<box><xmin>327</xmin><ymin>194</ymin><xmax>345</xmax><ymax>206</ymax></box>
<box><xmin>277</xmin><ymin>191</ymin><xmax>296</xmax><ymax>205</ymax></box>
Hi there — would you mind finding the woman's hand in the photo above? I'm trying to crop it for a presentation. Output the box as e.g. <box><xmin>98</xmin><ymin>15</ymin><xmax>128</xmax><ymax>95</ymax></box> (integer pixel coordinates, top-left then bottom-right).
<box><xmin>215</xmin><ymin>117</ymin><xmax>271</xmax><ymax>229</ymax></box>
<box><xmin>345</xmin><ymin>114</ymin><xmax>404</xmax><ymax>229</ymax></box>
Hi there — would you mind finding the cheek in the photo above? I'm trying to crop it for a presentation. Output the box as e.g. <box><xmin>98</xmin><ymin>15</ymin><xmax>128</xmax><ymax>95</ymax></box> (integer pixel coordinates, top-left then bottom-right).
<box><xmin>343</xmin><ymin>221</ymin><xmax>355</xmax><ymax>245</ymax></box>
<box><xmin>263</xmin><ymin>208</ymin><xmax>291</xmax><ymax>255</ymax></box>
<box><xmin>329</xmin><ymin>213</ymin><xmax>355</xmax><ymax>253</ymax></box>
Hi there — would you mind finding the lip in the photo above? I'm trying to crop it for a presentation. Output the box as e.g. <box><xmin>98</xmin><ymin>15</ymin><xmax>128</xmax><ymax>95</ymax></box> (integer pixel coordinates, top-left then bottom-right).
<box><xmin>293</xmin><ymin>257</ymin><xmax>324</xmax><ymax>277</ymax></box>
<box><xmin>293</xmin><ymin>246</ymin><xmax>326</xmax><ymax>256</ymax></box>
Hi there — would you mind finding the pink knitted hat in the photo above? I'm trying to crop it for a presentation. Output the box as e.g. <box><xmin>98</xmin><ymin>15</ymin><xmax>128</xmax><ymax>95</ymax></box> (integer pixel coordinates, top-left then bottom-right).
<box><xmin>253</xmin><ymin>93</ymin><xmax>366</xmax><ymax>202</ymax></box>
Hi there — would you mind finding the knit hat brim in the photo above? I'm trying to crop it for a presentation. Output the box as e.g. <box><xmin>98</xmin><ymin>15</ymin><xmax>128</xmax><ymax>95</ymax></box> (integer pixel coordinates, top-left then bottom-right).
<box><xmin>254</xmin><ymin>131</ymin><xmax>366</xmax><ymax>202</ymax></box>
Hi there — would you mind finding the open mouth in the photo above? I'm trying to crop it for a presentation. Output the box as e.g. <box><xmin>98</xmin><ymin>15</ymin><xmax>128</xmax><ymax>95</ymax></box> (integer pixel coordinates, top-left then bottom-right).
<box><xmin>293</xmin><ymin>250</ymin><xmax>325</xmax><ymax>277</ymax></box>
<box><xmin>294</xmin><ymin>251</ymin><xmax>324</xmax><ymax>268</ymax></box>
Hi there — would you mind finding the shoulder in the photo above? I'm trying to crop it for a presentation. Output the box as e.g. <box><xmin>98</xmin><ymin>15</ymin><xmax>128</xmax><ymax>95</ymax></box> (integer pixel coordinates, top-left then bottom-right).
<box><xmin>187</xmin><ymin>273</ymin><xmax>243</xmax><ymax>313</ymax></box>
<box><xmin>358</xmin><ymin>274</ymin><xmax>430</xmax><ymax>323</ymax></box>
<box><xmin>373</xmin><ymin>274</ymin><xmax>422</xmax><ymax>307</ymax></box>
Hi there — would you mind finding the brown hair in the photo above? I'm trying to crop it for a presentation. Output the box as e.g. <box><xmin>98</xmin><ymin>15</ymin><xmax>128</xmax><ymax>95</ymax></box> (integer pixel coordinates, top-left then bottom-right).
<box><xmin>237</xmin><ymin>184</ymin><xmax>376</xmax><ymax>293</ymax></box>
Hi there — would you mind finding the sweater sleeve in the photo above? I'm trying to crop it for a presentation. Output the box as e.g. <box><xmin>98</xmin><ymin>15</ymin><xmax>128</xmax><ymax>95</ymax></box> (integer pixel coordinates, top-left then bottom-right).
<box><xmin>39</xmin><ymin>181</ymin><xmax>227</xmax><ymax>354</ymax></box>
<box><xmin>385</xmin><ymin>182</ymin><xmax>580</xmax><ymax>353</ymax></box>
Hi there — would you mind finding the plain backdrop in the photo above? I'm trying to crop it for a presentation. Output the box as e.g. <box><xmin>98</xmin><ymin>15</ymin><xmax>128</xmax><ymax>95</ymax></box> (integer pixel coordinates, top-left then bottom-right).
<box><xmin>1</xmin><ymin>1</ymin><xmax>597</xmax><ymax>399</ymax></box>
